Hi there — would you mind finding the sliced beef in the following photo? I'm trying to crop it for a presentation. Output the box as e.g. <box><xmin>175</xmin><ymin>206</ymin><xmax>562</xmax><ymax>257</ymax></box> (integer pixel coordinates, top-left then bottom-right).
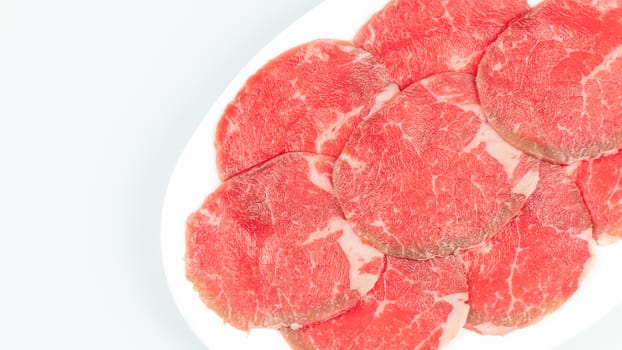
<box><xmin>477</xmin><ymin>0</ymin><xmax>622</xmax><ymax>164</ymax></box>
<box><xmin>215</xmin><ymin>39</ymin><xmax>399</xmax><ymax>180</ymax></box>
<box><xmin>461</xmin><ymin>162</ymin><xmax>595</xmax><ymax>335</ymax></box>
<box><xmin>281</xmin><ymin>255</ymin><xmax>469</xmax><ymax>350</ymax></box>
<box><xmin>334</xmin><ymin>73</ymin><xmax>539</xmax><ymax>259</ymax></box>
<box><xmin>186</xmin><ymin>152</ymin><xmax>385</xmax><ymax>330</ymax></box>
<box><xmin>574</xmin><ymin>151</ymin><xmax>622</xmax><ymax>244</ymax></box>
<box><xmin>354</xmin><ymin>0</ymin><xmax>528</xmax><ymax>89</ymax></box>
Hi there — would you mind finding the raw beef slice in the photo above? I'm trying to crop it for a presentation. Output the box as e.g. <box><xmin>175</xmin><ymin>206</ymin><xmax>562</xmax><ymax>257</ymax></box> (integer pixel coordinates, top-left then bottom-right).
<box><xmin>462</xmin><ymin>162</ymin><xmax>595</xmax><ymax>335</ymax></box>
<box><xmin>574</xmin><ymin>151</ymin><xmax>622</xmax><ymax>244</ymax></box>
<box><xmin>354</xmin><ymin>0</ymin><xmax>528</xmax><ymax>89</ymax></box>
<box><xmin>186</xmin><ymin>152</ymin><xmax>385</xmax><ymax>330</ymax></box>
<box><xmin>477</xmin><ymin>0</ymin><xmax>622</xmax><ymax>164</ymax></box>
<box><xmin>334</xmin><ymin>73</ymin><xmax>539</xmax><ymax>259</ymax></box>
<box><xmin>281</xmin><ymin>256</ymin><xmax>469</xmax><ymax>350</ymax></box>
<box><xmin>215</xmin><ymin>39</ymin><xmax>399</xmax><ymax>180</ymax></box>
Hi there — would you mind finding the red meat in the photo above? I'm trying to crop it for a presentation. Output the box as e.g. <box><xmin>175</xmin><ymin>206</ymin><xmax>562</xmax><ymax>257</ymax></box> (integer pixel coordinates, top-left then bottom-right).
<box><xmin>574</xmin><ymin>151</ymin><xmax>622</xmax><ymax>244</ymax></box>
<box><xmin>186</xmin><ymin>153</ymin><xmax>385</xmax><ymax>330</ymax></box>
<box><xmin>462</xmin><ymin>162</ymin><xmax>595</xmax><ymax>334</ymax></box>
<box><xmin>281</xmin><ymin>256</ymin><xmax>469</xmax><ymax>350</ymax></box>
<box><xmin>354</xmin><ymin>0</ymin><xmax>528</xmax><ymax>89</ymax></box>
<box><xmin>477</xmin><ymin>0</ymin><xmax>622</xmax><ymax>164</ymax></box>
<box><xmin>215</xmin><ymin>39</ymin><xmax>399</xmax><ymax>180</ymax></box>
<box><xmin>334</xmin><ymin>73</ymin><xmax>539</xmax><ymax>259</ymax></box>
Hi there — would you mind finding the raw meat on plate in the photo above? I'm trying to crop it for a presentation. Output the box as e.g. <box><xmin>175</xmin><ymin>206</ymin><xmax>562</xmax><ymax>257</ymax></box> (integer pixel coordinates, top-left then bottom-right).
<box><xmin>354</xmin><ymin>0</ymin><xmax>529</xmax><ymax>89</ymax></box>
<box><xmin>282</xmin><ymin>255</ymin><xmax>469</xmax><ymax>350</ymax></box>
<box><xmin>477</xmin><ymin>0</ymin><xmax>622</xmax><ymax>164</ymax></box>
<box><xmin>462</xmin><ymin>162</ymin><xmax>595</xmax><ymax>334</ymax></box>
<box><xmin>333</xmin><ymin>73</ymin><xmax>539</xmax><ymax>259</ymax></box>
<box><xmin>186</xmin><ymin>152</ymin><xmax>384</xmax><ymax>330</ymax></box>
<box><xmin>572</xmin><ymin>151</ymin><xmax>622</xmax><ymax>244</ymax></box>
<box><xmin>216</xmin><ymin>39</ymin><xmax>399</xmax><ymax>180</ymax></box>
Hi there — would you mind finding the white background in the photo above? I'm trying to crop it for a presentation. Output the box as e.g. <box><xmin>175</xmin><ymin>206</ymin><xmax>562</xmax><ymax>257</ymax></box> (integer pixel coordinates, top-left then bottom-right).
<box><xmin>0</xmin><ymin>0</ymin><xmax>620</xmax><ymax>349</ymax></box>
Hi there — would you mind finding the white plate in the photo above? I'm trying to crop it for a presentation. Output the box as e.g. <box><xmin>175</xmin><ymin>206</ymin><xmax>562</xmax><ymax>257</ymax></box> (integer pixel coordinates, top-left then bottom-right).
<box><xmin>160</xmin><ymin>1</ymin><xmax>622</xmax><ymax>349</ymax></box>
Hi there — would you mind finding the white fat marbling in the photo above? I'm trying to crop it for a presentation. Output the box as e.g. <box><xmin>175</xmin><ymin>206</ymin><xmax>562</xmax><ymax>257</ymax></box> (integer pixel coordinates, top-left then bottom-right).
<box><xmin>304</xmin><ymin>155</ymin><xmax>333</xmax><ymax>193</ymax></box>
<box><xmin>337</xmin><ymin>220</ymin><xmax>384</xmax><ymax>295</ymax></box>
<box><xmin>365</xmin><ymin>83</ymin><xmax>400</xmax><ymax>118</ymax></box>
<box><xmin>512</xmin><ymin>169</ymin><xmax>540</xmax><ymax>197</ymax></box>
<box><xmin>471</xmin><ymin>321</ymin><xmax>518</xmax><ymax>336</ymax></box>
<box><xmin>464</xmin><ymin>123</ymin><xmax>523</xmax><ymax>179</ymax></box>
<box><xmin>314</xmin><ymin>106</ymin><xmax>364</xmax><ymax>153</ymax></box>
<box><xmin>437</xmin><ymin>292</ymin><xmax>470</xmax><ymax>348</ymax></box>
<box><xmin>198</xmin><ymin>208</ymin><xmax>222</xmax><ymax>226</ymax></box>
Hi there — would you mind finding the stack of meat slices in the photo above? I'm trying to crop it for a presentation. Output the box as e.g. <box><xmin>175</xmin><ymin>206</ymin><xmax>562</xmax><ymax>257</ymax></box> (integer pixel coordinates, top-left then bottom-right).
<box><xmin>185</xmin><ymin>0</ymin><xmax>622</xmax><ymax>349</ymax></box>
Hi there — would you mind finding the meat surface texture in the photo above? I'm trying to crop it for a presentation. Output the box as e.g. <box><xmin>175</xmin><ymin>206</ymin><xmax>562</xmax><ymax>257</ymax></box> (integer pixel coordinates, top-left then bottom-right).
<box><xmin>333</xmin><ymin>73</ymin><xmax>540</xmax><ymax>259</ymax></box>
<box><xmin>281</xmin><ymin>256</ymin><xmax>469</xmax><ymax>350</ymax></box>
<box><xmin>574</xmin><ymin>151</ymin><xmax>622</xmax><ymax>244</ymax></box>
<box><xmin>477</xmin><ymin>0</ymin><xmax>622</xmax><ymax>164</ymax></box>
<box><xmin>185</xmin><ymin>152</ymin><xmax>385</xmax><ymax>330</ymax></box>
<box><xmin>461</xmin><ymin>162</ymin><xmax>595</xmax><ymax>335</ymax></box>
<box><xmin>354</xmin><ymin>0</ymin><xmax>528</xmax><ymax>89</ymax></box>
<box><xmin>215</xmin><ymin>39</ymin><xmax>399</xmax><ymax>180</ymax></box>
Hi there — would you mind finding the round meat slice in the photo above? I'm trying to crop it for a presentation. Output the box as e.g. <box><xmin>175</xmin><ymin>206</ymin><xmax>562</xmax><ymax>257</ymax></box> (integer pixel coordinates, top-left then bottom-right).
<box><xmin>574</xmin><ymin>151</ymin><xmax>622</xmax><ymax>244</ymax></box>
<box><xmin>461</xmin><ymin>162</ymin><xmax>595</xmax><ymax>335</ymax></box>
<box><xmin>186</xmin><ymin>152</ymin><xmax>385</xmax><ymax>330</ymax></box>
<box><xmin>334</xmin><ymin>73</ymin><xmax>540</xmax><ymax>259</ymax></box>
<box><xmin>215</xmin><ymin>39</ymin><xmax>399</xmax><ymax>180</ymax></box>
<box><xmin>281</xmin><ymin>255</ymin><xmax>469</xmax><ymax>350</ymax></box>
<box><xmin>354</xmin><ymin>0</ymin><xmax>528</xmax><ymax>89</ymax></box>
<box><xmin>477</xmin><ymin>0</ymin><xmax>622</xmax><ymax>164</ymax></box>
